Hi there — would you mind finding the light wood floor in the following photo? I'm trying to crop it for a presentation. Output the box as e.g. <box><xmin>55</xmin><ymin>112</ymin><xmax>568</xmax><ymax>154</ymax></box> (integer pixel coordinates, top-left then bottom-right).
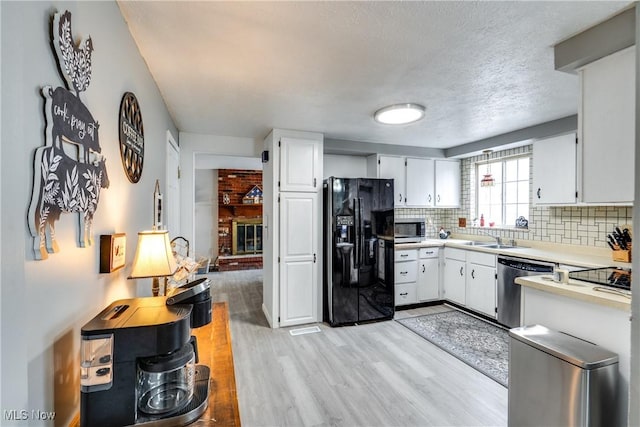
<box><xmin>207</xmin><ymin>270</ymin><xmax>507</xmax><ymax>427</ymax></box>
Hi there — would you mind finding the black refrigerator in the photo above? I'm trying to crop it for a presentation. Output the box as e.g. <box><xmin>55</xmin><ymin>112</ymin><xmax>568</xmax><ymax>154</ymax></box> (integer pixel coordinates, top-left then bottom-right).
<box><xmin>323</xmin><ymin>177</ymin><xmax>395</xmax><ymax>326</ymax></box>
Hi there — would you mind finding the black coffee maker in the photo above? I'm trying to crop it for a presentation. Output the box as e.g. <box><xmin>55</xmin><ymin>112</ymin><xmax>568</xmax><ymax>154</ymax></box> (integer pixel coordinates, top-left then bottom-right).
<box><xmin>80</xmin><ymin>278</ymin><xmax>212</xmax><ymax>427</ymax></box>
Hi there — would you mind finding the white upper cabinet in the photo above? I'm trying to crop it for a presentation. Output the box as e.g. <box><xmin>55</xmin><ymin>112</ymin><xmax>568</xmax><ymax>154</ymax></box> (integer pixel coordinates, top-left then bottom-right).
<box><xmin>280</xmin><ymin>137</ymin><xmax>321</xmax><ymax>192</ymax></box>
<box><xmin>369</xmin><ymin>155</ymin><xmax>460</xmax><ymax>208</ymax></box>
<box><xmin>579</xmin><ymin>47</ymin><xmax>635</xmax><ymax>204</ymax></box>
<box><xmin>434</xmin><ymin>160</ymin><xmax>461</xmax><ymax>207</ymax></box>
<box><xmin>377</xmin><ymin>155</ymin><xmax>407</xmax><ymax>206</ymax></box>
<box><xmin>532</xmin><ymin>133</ymin><xmax>577</xmax><ymax>205</ymax></box>
<box><xmin>406</xmin><ymin>158</ymin><xmax>435</xmax><ymax>207</ymax></box>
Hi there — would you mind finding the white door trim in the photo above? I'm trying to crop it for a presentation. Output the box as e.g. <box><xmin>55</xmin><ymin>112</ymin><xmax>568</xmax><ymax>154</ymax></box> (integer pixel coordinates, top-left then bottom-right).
<box><xmin>166</xmin><ymin>130</ymin><xmax>180</xmax><ymax>238</ymax></box>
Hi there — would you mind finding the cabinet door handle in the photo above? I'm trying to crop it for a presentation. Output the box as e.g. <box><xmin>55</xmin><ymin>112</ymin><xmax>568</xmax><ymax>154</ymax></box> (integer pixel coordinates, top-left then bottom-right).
<box><xmin>471</xmin><ymin>269</ymin><xmax>475</xmax><ymax>279</ymax></box>
<box><xmin>537</xmin><ymin>188</ymin><xmax>541</xmax><ymax>199</ymax></box>
<box><xmin>400</xmin><ymin>253</ymin><xmax>408</xmax><ymax>258</ymax></box>
<box><xmin>400</xmin><ymin>292</ymin><xmax>408</xmax><ymax>296</ymax></box>
<box><xmin>313</xmin><ymin>178</ymin><xmax>317</xmax><ymax>187</ymax></box>
<box><xmin>459</xmin><ymin>266</ymin><xmax>463</xmax><ymax>276</ymax></box>
<box><xmin>399</xmin><ymin>193</ymin><xmax>403</xmax><ymax>202</ymax></box>
<box><xmin>422</xmin><ymin>264</ymin><xmax>426</xmax><ymax>273</ymax></box>
<box><xmin>428</xmin><ymin>194</ymin><xmax>432</xmax><ymax>203</ymax></box>
<box><xmin>400</xmin><ymin>271</ymin><xmax>408</xmax><ymax>275</ymax></box>
<box><xmin>437</xmin><ymin>194</ymin><xmax>441</xmax><ymax>203</ymax></box>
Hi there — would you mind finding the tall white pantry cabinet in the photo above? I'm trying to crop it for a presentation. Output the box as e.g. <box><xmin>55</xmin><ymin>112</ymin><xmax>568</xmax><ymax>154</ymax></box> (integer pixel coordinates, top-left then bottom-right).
<box><xmin>262</xmin><ymin>129</ymin><xmax>323</xmax><ymax>328</ymax></box>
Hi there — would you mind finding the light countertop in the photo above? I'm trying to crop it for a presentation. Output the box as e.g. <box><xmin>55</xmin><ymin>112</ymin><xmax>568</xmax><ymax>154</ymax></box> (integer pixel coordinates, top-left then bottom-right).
<box><xmin>394</xmin><ymin>238</ymin><xmax>630</xmax><ymax>269</ymax></box>
<box><xmin>394</xmin><ymin>237</ymin><xmax>632</xmax><ymax>308</ymax></box>
<box><xmin>515</xmin><ymin>275</ymin><xmax>631</xmax><ymax>311</ymax></box>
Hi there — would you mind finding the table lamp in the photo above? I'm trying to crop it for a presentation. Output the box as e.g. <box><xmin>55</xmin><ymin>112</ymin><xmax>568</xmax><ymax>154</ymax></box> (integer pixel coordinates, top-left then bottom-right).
<box><xmin>129</xmin><ymin>230</ymin><xmax>178</xmax><ymax>296</ymax></box>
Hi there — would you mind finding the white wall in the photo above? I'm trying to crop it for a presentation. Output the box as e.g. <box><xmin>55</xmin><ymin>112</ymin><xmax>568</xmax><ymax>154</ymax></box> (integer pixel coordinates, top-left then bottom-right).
<box><xmin>0</xmin><ymin>1</ymin><xmax>3</xmax><ymax>412</ymax></box>
<box><xmin>631</xmin><ymin>11</ymin><xmax>640</xmax><ymax>425</ymax></box>
<box><xmin>261</xmin><ymin>131</ymin><xmax>277</xmax><ymax>327</ymax></box>
<box><xmin>194</xmin><ymin>169</ymin><xmax>216</xmax><ymax>259</ymax></box>
<box><xmin>1</xmin><ymin>2</ymin><xmax>178</xmax><ymax>424</ymax></box>
<box><xmin>196</xmin><ymin>154</ymin><xmax>263</xmax><ymax>170</ymax></box>
<box><xmin>323</xmin><ymin>154</ymin><xmax>367</xmax><ymax>178</ymax></box>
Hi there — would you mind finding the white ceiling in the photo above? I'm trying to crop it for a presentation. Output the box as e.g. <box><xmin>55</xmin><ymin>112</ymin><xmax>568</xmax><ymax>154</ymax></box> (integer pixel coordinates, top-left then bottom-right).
<box><xmin>117</xmin><ymin>1</ymin><xmax>630</xmax><ymax>150</ymax></box>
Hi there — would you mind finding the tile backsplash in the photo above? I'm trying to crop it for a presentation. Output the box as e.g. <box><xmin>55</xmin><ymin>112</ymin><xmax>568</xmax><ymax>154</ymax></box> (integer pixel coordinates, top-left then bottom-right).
<box><xmin>396</xmin><ymin>145</ymin><xmax>633</xmax><ymax>248</ymax></box>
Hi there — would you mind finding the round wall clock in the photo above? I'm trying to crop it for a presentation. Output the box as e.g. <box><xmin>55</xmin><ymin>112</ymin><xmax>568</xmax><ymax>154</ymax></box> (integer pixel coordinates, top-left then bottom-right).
<box><xmin>119</xmin><ymin>92</ymin><xmax>144</xmax><ymax>183</ymax></box>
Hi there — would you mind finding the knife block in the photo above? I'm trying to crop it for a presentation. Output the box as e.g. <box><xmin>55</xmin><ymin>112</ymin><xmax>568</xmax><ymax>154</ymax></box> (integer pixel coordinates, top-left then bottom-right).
<box><xmin>612</xmin><ymin>246</ymin><xmax>631</xmax><ymax>263</ymax></box>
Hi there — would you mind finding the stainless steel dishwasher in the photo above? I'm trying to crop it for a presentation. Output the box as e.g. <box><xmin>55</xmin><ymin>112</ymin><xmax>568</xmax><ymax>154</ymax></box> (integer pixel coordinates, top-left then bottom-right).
<box><xmin>497</xmin><ymin>256</ymin><xmax>554</xmax><ymax>328</ymax></box>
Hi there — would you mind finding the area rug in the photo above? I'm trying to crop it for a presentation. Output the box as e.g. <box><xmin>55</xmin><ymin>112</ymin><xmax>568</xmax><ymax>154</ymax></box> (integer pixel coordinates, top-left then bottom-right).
<box><xmin>396</xmin><ymin>310</ymin><xmax>508</xmax><ymax>387</ymax></box>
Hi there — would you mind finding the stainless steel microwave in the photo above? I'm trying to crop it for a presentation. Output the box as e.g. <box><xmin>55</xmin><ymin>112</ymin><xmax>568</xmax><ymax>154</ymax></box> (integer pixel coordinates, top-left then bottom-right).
<box><xmin>394</xmin><ymin>218</ymin><xmax>425</xmax><ymax>243</ymax></box>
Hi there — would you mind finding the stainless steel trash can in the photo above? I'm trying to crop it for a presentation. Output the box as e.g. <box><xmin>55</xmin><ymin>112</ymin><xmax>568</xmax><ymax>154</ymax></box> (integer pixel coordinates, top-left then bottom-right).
<box><xmin>508</xmin><ymin>325</ymin><xmax>619</xmax><ymax>427</ymax></box>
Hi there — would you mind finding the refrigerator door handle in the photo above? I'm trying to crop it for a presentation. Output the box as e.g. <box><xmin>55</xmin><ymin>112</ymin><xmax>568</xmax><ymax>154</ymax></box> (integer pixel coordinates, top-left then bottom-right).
<box><xmin>354</xmin><ymin>197</ymin><xmax>360</xmax><ymax>269</ymax></box>
<box><xmin>358</xmin><ymin>197</ymin><xmax>364</xmax><ymax>267</ymax></box>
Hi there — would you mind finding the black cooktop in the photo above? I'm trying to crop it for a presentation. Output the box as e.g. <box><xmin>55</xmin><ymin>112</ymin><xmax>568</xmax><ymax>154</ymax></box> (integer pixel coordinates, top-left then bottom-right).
<box><xmin>568</xmin><ymin>267</ymin><xmax>631</xmax><ymax>291</ymax></box>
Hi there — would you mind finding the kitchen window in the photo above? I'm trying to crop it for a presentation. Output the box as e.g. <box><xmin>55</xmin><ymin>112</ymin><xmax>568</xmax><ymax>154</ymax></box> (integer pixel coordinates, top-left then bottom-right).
<box><xmin>476</xmin><ymin>156</ymin><xmax>530</xmax><ymax>227</ymax></box>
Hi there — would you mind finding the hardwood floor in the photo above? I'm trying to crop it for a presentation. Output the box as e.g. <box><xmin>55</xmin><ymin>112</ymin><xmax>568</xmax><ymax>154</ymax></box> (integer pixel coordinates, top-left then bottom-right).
<box><xmin>207</xmin><ymin>270</ymin><xmax>507</xmax><ymax>427</ymax></box>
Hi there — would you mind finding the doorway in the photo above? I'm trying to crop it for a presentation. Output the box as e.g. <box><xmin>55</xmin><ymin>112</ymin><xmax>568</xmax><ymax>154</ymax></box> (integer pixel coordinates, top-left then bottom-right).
<box><xmin>193</xmin><ymin>156</ymin><xmax>263</xmax><ymax>272</ymax></box>
<box><xmin>216</xmin><ymin>169</ymin><xmax>263</xmax><ymax>271</ymax></box>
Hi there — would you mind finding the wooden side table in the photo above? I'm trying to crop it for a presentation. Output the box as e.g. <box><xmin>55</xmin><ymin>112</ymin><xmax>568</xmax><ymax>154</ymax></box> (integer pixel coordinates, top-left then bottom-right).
<box><xmin>193</xmin><ymin>301</ymin><xmax>241</xmax><ymax>426</ymax></box>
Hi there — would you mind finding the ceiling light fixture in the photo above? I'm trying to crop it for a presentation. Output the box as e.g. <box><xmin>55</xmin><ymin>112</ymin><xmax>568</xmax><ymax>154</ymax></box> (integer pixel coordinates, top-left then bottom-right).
<box><xmin>374</xmin><ymin>103</ymin><xmax>426</xmax><ymax>125</ymax></box>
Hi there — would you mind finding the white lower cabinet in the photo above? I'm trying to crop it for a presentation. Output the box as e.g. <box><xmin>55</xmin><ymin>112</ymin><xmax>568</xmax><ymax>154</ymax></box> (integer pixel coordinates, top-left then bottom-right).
<box><xmin>465</xmin><ymin>251</ymin><xmax>497</xmax><ymax>318</ymax></box>
<box><xmin>444</xmin><ymin>248</ymin><xmax>496</xmax><ymax>318</ymax></box>
<box><xmin>417</xmin><ymin>248</ymin><xmax>439</xmax><ymax>301</ymax></box>
<box><xmin>394</xmin><ymin>247</ymin><xmax>441</xmax><ymax>306</ymax></box>
<box><xmin>443</xmin><ymin>249</ymin><xmax>466</xmax><ymax>305</ymax></box>
<box><xmin>394</xmin><ymin>249</ymin><xmax>418</xmax><ymax>305</ymax></box>
<box><xmin>395</xmin><ymin>283</ymin><xmax>417</xmax><ymax>306</ymax></box>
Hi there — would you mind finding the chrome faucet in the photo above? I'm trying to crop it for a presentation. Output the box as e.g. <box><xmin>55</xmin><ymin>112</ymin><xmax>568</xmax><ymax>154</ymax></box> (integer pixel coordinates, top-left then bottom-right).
<box><xmin>479</xmin><ymin>230</ymin><xmax>502</xmax><ymax>245</ymax></box>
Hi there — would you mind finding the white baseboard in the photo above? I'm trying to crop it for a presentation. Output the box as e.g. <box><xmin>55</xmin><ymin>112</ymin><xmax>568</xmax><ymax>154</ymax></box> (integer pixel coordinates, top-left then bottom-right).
<box><xmin>262</xmin><ymin>303</ymin><xmax>278</xmax><ymax>328</ymax></box>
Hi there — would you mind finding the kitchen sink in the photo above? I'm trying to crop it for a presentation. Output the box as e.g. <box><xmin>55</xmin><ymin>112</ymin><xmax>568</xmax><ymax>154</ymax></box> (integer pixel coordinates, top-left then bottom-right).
<box><xmin>463</xmin><ymin>241</ymin><xmax>494</xmax><ymax>246</ymax></box>
<box><xmin>481</xmin><ymin>244</ymin><xmax>521</xmax><ymax>249</ymax></box>
<box><xmin>462</xmin><ymin>241</ymin><xmax>525</xmax><ymax>249</ymax></box>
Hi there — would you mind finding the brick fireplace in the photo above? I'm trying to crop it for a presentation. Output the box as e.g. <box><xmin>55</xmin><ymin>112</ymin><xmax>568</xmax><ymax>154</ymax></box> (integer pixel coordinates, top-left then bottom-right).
<box><xmin>217</xmin><ymin>169</ymin><xmax>263</xmax><ymax>271</ymax></box>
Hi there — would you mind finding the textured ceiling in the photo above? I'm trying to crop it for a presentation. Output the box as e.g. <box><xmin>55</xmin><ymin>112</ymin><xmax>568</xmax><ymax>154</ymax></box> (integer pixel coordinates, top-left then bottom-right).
<box><xmin>117</xmin><ymin>1</ymin><xmax>630</xmax><ymax>150</ymax></box>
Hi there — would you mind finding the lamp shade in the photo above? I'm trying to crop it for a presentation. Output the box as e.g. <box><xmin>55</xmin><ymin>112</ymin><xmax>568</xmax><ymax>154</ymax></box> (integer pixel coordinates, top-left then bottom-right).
<box><xmin>129</xmin><ymin>230</ymin><xmax>178</xmax><ymax>279</ymax></box>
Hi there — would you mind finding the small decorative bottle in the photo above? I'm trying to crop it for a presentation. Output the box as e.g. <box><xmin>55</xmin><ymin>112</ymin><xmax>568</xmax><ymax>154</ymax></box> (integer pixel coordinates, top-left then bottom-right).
<box><xmin>480</xmin><ymin>214</ymin><xmax>485</xmax><ymax>227</ymax></box>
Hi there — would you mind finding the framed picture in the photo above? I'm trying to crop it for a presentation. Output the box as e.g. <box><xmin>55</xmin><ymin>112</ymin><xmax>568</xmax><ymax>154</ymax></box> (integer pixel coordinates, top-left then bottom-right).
<box><xmin>100</xmin><ymin>233</ymin><xmax>126</xmax><ymax>273</ymax></box>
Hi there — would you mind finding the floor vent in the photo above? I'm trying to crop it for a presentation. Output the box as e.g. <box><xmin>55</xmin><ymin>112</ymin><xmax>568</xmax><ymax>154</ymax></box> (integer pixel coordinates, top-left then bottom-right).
<box><xmin>289</xmin><ymin>326</ymin><xmax>321</xmax><ymax>336</ymax></box>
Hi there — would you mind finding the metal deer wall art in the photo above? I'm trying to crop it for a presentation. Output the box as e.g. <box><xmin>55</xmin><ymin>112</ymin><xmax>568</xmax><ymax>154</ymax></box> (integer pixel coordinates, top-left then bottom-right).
<box><xmin>28</xmin><ymin>10</ymin><xmax>109</xmax><ymax>260</ymax></box>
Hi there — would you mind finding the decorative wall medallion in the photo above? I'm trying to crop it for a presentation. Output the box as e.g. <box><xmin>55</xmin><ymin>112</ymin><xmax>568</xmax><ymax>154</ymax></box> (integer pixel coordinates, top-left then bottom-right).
<box><xmin>28</xmin><ymin>10</ymin><xmax>109</xmax><ymax>260</ymax></box>
<box><xmin>119</xmin><ymin>92</ymin><xmax>144</xmax><ymax>183</ymax></box>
